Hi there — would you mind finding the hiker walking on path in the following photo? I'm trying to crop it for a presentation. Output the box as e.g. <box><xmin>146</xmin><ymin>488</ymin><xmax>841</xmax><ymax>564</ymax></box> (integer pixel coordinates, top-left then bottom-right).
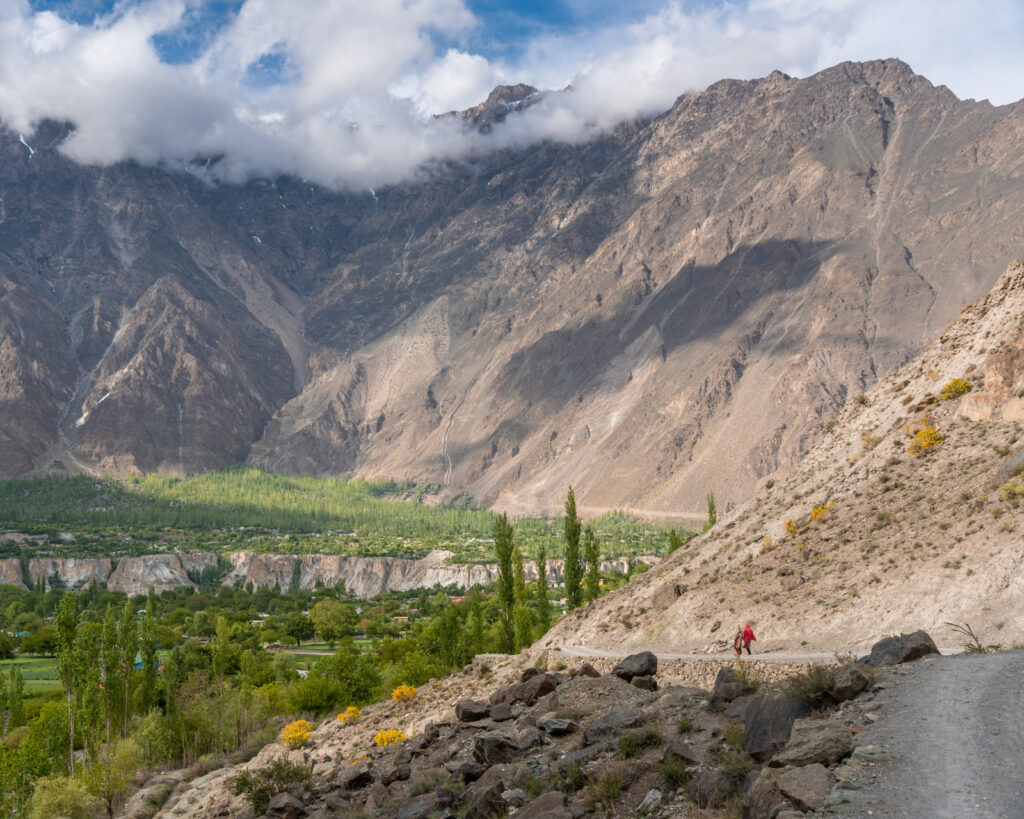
<box><xmin>733</xmin><ymin>626</ymin><xmax>743</xmax><ymax>656</ymax></box>
<box><xmin>742</xmin><ymin>623</ymin><xmax>756</xmax><ymax>655</ymax></box>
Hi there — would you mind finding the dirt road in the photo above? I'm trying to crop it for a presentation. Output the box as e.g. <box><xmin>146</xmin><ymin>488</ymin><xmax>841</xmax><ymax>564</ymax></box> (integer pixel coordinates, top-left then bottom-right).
<box><xmin>832</xmin><ymin>650</ymin><xmax>1024</xmax><ymax>818</ymax></box>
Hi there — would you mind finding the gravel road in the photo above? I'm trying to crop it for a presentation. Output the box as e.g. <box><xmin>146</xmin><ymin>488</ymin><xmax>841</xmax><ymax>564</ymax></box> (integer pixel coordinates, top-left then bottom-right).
<box><xmin>833</xmin><ymin>650</ymin><xmax>1024</xmax><ymax>818</ymax></box>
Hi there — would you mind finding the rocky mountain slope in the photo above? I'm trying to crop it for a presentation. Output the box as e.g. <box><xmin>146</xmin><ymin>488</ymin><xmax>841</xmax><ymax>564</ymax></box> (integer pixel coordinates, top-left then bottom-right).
<box><xmin>537</xmin><ymin>260</ymin><xmax>1024</xmax><ymax>654</ymax></box>
<box><xmin>2</xmin><ymin>61</ymin><xmax>1024</xmax><ymax>516</ymax></box>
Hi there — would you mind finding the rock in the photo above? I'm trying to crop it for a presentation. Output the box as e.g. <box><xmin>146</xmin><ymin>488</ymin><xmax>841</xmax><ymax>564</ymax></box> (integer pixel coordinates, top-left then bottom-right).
<box><xmin>631</xmin><ymin>675</ymin><xmax>658</xmax><ymax>691</ymax></box>
<box><xmin>266</xmin><ymin>792</ymin><xmax>307</xmax><ymax>819</ymax></box>
<box><xmin>574</xmin><ymin>663</ymin><xmax>600</xmax><ymax>678</ymax></box>
<box><xmin>862</xmin><ymin>631</ymin><xmax>940</xmax><ymax>666</ymax></box>
<box><xmin>505</xmin><ymin>788</ymin><xmax>528</xmax><ymax>806</ymax></box>
<box><xmin>464</xmin><ymin>780</ymin><xmax>506</xmax><ymax>819</ymax></box>
<box><xmin>456</xmin><ymin>699</ymin><xmax>491</xmax><ymax>722</ymax></box>
<box><xmin>831</xmin><ymin>665</ymin><xmax>870</xmax><ymax>702</ymax></box>
<box><xmin>516</xmin><ymin>791</ymin><xmax>571</xmax><ymax>819</ymax></box>
<box><xmin>725</xmin><ymin>693</ymin><xmax>757</xmax><ymax>720</ymax></box>
<box><xmin>397</xmin><ymin>793</ymin><xmax>441</xmax><ymax>819</ymax></box>
<box><xmin>490</xmin><ymin>674</ymin><xmax>558</xmax><ymax>706</ymax></box>
<box><xmin>663</xmin><ymin>737</ymin><xmax>702</xmax><ymax>766</ymax></box>
<box><xmin>522</xmin><ymin>666</ymin><xmax>543</xmax><ymax>681</ymax></box>
<box><xmin>742</xmin><ymin>768</ymin><xmax>785</xmax><ymax>819</ymax></box>
<box><xmin>775</xmin><ymin>811</ymin><xmax>807</xmax><ymax>819</ymax></box>
<box><xmin>776</xmin><ymin>763</ymin><xmax>833</xmax><ymax>812</ymax></box>
<box><xmin>709</xmin><ymin>666</ymin><xmax>754</xmax><ymax>710</ymax></box>
<box><xmin>377</xmin><ymin>762</ymin><xmax>411</xmax><ymax>785</ymax></box>
<box><xmin>444</xmin><ymin>760</ymin><xmax>487</xmax><ymax>782</ymax></box>
<box><xmin>340</xmin><ymin>761</ymin><xmax>373</xmax><ymax>789</ymax></box>
<box><xmin>120</xmin><ymin>778</ymin><xmax>178</xmax><ymax>819</ymax></box>
<box><xmin>770</xmin><ymin>719</ymin><xmax>853</xmax><ymax>767</ymax></box>
<box><xmin>489</xmin><ymin>702</ymin><xmax>513</xmax><ymax>721</ymax></box>
<box><xmin>473</xmin><ymin>727</ymin><xmax>542</xmax><ymax>765</ymax></box>
<box><xmin>612</xmin><ymin>651</ymin><xmax>658</xmax><ymax>681</ymax></box>
<box><xmin>583</xmin><ymin>707</ymin><xmax>646</xmax><ymax>746</ymax></box>
<box><xmin>744</xmin><ymin>692</ymin><xmax>812</xmax><ymax>761</ymax></box>
<box><xmin>637</xmin><ymin>788</ymin><xmax>663</xmax><ymax>813</ymax></box>
<box><xmin>556</xmin><ymin>744</ymin><xmax>606</xmax><ymax>772</ymax></box>
<box><xmin>687</xmin><ymin>767</ymin><xmax>733</xmax><ymax>808</ymax></box>
<box><xmin>537</xmin><ymin>715</ymin><xmax>575</xmax><ymax>735</ymax></box>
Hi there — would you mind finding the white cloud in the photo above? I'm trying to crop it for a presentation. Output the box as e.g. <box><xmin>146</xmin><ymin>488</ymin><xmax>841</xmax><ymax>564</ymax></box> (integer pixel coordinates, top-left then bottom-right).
<box><xmin>0</xmin><ymin>0</ymin><xmax>1021</xmax><ymax>190</ymax></box>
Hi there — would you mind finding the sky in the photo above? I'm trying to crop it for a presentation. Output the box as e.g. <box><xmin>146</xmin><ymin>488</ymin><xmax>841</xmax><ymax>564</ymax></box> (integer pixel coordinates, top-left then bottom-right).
<box><xmin>3</xmin><ymin>0</ymin><xmax>1024</xmax><ymax>190</ymax></box>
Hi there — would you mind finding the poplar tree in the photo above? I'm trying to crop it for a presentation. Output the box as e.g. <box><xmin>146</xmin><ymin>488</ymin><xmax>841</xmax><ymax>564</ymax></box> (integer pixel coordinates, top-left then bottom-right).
<box><xmin>139</xmin><ymin>598</ymin><xmax>158</xmax><ymax>713</ymax></box>
<box><xmin>583</xmin><ymin>526</ymin><xmax>601</xmax><ymax>603</ymax></box>
<box><xmin>55</xmin><ymin>592</ymin><xmax>78</xmax><ymax>774</ymax></box>
<box><xmin>493</xmin><ymin>513</ymin><xmax>516</xmax><ymax>654</ymax></box>
<box><xmin>512</xmin><ymin>545</ymin><xmax>532</xmax><ymax>651</ymax></box>
<box><xmin>74</xmin><ymin>623</ymin><xmax>103</xmax><ymax>762</ymax></box>
<box><xmin>9</xmin><ymin>667</ymin><xmax>23</xmax><ymax>728</ymax></box>
<box><xmin>101</xmin><ymin>605</ymin><xmax>120</xmax><ymax>741</ymax></box>
<box><xmin>467</xmin><ymin>588</ymin><xmax>485</xmax><ymax>655</ymax></box>
<box><xmin>0</xmin><ymin>667</ymin><xmax>7</xmax><ymax>737</ymax></box>
<box><xmin>535</xmin><ymin>542</ymin><xmax>550</xmax><ymax>634</ymax></box>
<box><xmin>563</xmin><ymin>487</ymin><xmax>583</xmax><ymax>609</ymax></box>
<box><xmin>118</xmin><ymin>601</ymin><xmax>137</xmax><ymax>738</ymax></box>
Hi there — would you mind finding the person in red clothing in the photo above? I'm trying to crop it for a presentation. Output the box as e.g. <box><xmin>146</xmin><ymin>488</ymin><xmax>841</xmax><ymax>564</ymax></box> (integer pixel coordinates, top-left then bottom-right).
<box><xmin>742</xmin><ymin>623</ymin><xmax>756</xmax><ymax>655</ymax></box>
<box><xmin>733</xmin><ymin>625</ymin><xmax>743</xmax><ymax>656</ymax></box>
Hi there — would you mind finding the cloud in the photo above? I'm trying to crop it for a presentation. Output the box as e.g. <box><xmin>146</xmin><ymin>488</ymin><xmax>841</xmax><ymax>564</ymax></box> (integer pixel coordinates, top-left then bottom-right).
<box><xmin>0</xmin><ymin>0</ymin><xmax>1022</xmax><ymax>190</ymax></box>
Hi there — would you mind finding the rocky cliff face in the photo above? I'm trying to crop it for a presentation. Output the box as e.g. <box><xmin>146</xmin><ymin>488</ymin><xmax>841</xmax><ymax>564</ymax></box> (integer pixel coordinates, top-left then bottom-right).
<box><xmin>0</xmin><ymin>557</ymin><xmax>24</xmax><ymax>588</ymax></box>
<box><xmin>2</xmin><ymin>61</ymin><xmax>1023</xmax><ymax>517</ymax></box>
<box><xmin>28</xmin><ymin>557</ymin><xmax>112</xmax><ymax>591</ymax></box>
<box><xmin>537</xmin><ymin>260</ymin><xmax>1024</xmax><ymax>653</ymax></box>
<box><xmin>106</xmin><ymin>552</ymin><xmax>218</xmax><ymax>597</ymax></box>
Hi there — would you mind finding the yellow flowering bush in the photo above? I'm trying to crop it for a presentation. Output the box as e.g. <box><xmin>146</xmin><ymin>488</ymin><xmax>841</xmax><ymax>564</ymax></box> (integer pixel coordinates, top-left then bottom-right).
<box><xmin>861</xmin><ymin>431</ymin><xmax>881</xmax><ymax>450</ymax></box>
<box><xmin>374</xmin><ymin>729</ymin><xmax>407</xmax><ymax>747</ymax></box>
<box><xmin>784</xmin><ymin>520</ymin><xmax>799</xmax><ymax>536</ymax></box>
<box><xmin>810</xmin><ymin>501</ymin><xmax>834</xmax><ymax>522</ymax></box>
<box><xmin>939</xmin><ymin>379</ymin><xmax>971</xmax><ymax>400</ymax></box>
<box><xmin>337</xmin><ymin>706</ymin><xmax>360</xmax><ymax>725</ymax></box>
<box><xmin>280</xmin><ymin>719</ymin><xmax>313</xmax><ymax>749</ymax></box>
<box><xmin>351</xmin><ymin>753</ymin><xmax>371</xmax><ymax>765</ymax></box>
<box><xmin>391</xmin><ymin>685</ymin><xmax>417</xmax><ymax>703</ymax></box>
<box><xmin>907</xmin><ymin>415</ymin><xmax>945</xmax><ymax>455</ymax></box>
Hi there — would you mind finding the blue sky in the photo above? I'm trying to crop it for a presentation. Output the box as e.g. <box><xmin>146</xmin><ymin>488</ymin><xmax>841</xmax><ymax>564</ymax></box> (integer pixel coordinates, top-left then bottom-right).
<box><xmin>7</xmin><ymin>1</ymin><xmax>1024</xmax><ymax>189</ymax></box>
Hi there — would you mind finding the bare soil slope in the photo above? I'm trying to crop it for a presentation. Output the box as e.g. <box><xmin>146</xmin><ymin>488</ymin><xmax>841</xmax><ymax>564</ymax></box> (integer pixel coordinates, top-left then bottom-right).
<box><xmin>538</xmin><ymin>261</ymin><xmax>1024</xmax><ymax>654</ymax></box>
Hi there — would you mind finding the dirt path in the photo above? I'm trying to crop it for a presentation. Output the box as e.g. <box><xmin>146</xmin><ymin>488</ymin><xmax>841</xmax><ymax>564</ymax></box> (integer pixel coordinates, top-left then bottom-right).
<box><xmin>833</xmin><ymin>650</ymin><xmax>1024</xmax><ymax>818</ymax></box>
<box><xmin>552</xmin><ymin>645</ymin><xmax>837</xmax><ymax>664</ymax></box>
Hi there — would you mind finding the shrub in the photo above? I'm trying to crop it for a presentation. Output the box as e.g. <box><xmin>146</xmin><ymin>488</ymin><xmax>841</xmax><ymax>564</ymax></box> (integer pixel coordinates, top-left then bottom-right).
<box><xmin>716</xmin><ymin>723</ymin><xmax>753</xmax><ymax>787</ymax></box>
<box><xmin>409</xmin><ymin>769</ymin><xmax>449</xmax><ymax>795</ymax></box>
<box><xmin>337</xmin><ymin>705</ymin><xmax>360</xmax><ymax>725</ymax></box>
<box><xmin>784</xmin><ymin>666</ymin><xmax>837</xmax><ymax>709</ymax></box>
<box><xmin>784</xmin><ymin>520</ymin><xmax>799</xmax><ymax>536</ymax></box>
<box><xmin>810</xmin><ymin>501</ymin><xmax>834</xmax><ymax>522</ymax></box>
<box><xmin>586</xmin><ymin>769</ymin><xmax>622</xmax><ymax>809</ymax></box>
<box><xmin>940</xmin><ymin>379</ymin><xmax>971</xmax><ymax>400</ymax></box>
<box><xmin>29</xmin><ymin>776</ymin><xmax>102</xmax><ymax>819</ymax></box>
<box><xmin>617</xmin><ymin>732</ymin><xmax>641</xmax><ymax>759</ymax></box>
<box><xmin>230</xmin><ymin>758</ymin><xmax>311</xmax><ymax>814</ymax></box>
<box><xmin>641</xmin><ymin>726</ymin><xmax>663</xmax><ymax>747</ymax></box>
<box><xmin>280</xmin><ymin>719</ymin><xmax>313</xmax><ymax>749</ymax></box>
<box><xmin>862</xmin><ymin>431</ymin><xmax>881</xmax><ymax>450</ymax></box>
<box><xmin>906</xmin><ymin>414</ymin><xmax>944</xmax><ymax>455</ymax></box>
<box><xmin>660</xmin><ymin>757</ymin><xmax>690</xmax><ymax>789</ymax></box>
<box><xmin>391</xmin><ymin>684</ymin><xmax>417</xmax><ymax>703</ymax></box>
<box><xmin>677</xmin><ymin>717</ymin><xmax>698</xmax><ymax>733</ymax></box>
<box><xmin>562</xmin><ymin>762</ymin><xmax>587</xmax><ymax>792</ymax></box>
<box><xmin>374</xmin><ymin>728</ymin><xmax>407</xmax><ymax>746</ymax></box>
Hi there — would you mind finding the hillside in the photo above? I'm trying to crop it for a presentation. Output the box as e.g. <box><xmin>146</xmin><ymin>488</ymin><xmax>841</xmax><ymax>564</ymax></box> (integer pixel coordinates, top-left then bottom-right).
<box><xmin>537</xmin><ymin>260</ymin><xmax>1024</xmax><ymax>654</ymax></box>
<box><xmin>2</xmin><ymin>61</ymin><xmax>1024</xmax><ymax>516</ymax></box>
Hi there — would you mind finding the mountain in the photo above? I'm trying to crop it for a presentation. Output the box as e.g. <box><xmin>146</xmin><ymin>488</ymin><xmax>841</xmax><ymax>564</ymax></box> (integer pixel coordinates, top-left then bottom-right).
<box><xmin>1</xmin><ymin>60</ymin><xmax>1023</xmax><ymax>517</ymax></box>
<box><xmin>537</xmin><ymin>260</ymin><xmax>1024</xmax><ymax>654</ymax></box>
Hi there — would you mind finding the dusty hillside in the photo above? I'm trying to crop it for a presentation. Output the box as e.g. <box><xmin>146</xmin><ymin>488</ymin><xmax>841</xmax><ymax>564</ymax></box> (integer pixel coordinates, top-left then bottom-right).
<box><xmin>537</xmin><ymin>260</ymin><xmax>1024</xmax><ymax>654</ymax></box>
<box><xmin>2</xmin><ymin>61</ymin><xmax>1024</xmax><ymax>517</ymax></box>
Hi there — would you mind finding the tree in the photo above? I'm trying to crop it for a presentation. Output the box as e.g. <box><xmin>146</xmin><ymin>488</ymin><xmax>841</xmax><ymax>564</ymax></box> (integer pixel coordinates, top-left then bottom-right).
<box><xmin>0</xmin><ymin>631</ymin><xmax>14</xmax><ymax>659</ymax></box>
<box><xmin>284</xmin><ymin>613</ymin><xmax>315</xmax><ymax>647</ymax></box>
<box><xmin>563</xmin><ymin>487</ymin><xmax>583</xmax><ymax>610</ymax></box>
<box><xmin>583</xmin><ymin>526</ymin><xmax>601</xmax><ymax>604</ymax></box>
<box><xmin>705</xmin><ymin>492</ymin><xmax>717</xmax><ymax>530</ymax></box>
<box><xmin>493</xmin><ymin>513</ymin><xmax>516</xmax><ymax>654</ymax></box>
<box><xmin>55</xmin><ymin>592</ymin><xmax>78</xmax><ymax>774</ymax></box>
<box><xmin>101</xmin><ymin>605</ymin><xmax>121</xmax><ymax>742</ymax></box>
<box><xmin>20</xmin><ymin>625</ymin><xmax>58</xmax><ymax>656</ymax></box>
<box><xmin>0</xmin><ymin>667</ymin><xmax>6</xmax><ymax>737</ymax></box>
<box><xmin>9</xmin><ymin>666</ymin><xmax>24</xmax><ymax>728</ymax></box>
<box><xmin>28</xmin><ymin>775</ymin><xmax>102</xmax><ymax>819</ymax></box>
<box><xmin>139</xmin><ymin>598</ymin><xmax>158</xmax><ymax>713</ymax></box>
<box><xmin>82</xmin><ymin>738</ymin><xmax>141</xmax><ymax>817</ymax></box>
<box><xmin>118</xmin><ymin>601</ymin><xmax>137</xmax><ymax>739</ymax></box>
<box><xmin>74</xmin><ymin>625</ymin><xmax>103</xmax><ymax>761</ymax></box>
<box><xmin>309</xmin><ymin>599</ymin><xmax>356</xmax><ymax>647</ymax></box>
<box><xmin>535</xmin><ymin>542</ymin><xmax>550</xmax><ymax>634</ymax></box>
<box><xmin>467</xmin><ymin>588</ymin><xmax>485</xmax><ymax>654</ymax></box>
<box><xmin>667</xmin><ymin>529</ymin><xmax>685</xmax><ymax>554</ymax></box>
<box><xmin>512</xmin><ymin>546</ymin><xmax>532</xmax><ymax>651</ymax></box>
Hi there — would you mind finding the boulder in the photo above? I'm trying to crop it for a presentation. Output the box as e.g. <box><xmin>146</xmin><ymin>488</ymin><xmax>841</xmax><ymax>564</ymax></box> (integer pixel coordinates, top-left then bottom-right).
<box><xmin>631</xmin><ymin>675</ymin><xmax>658</xmax><ymax>692</ymax></box>
<box><xmin>709</xmin><ymin>666</ymin><xmax>754</xmax><ymax>710</ymax></box>
<box><xmin>490</xmin><ymin>674</ymin><xmax>558</xmax><ymax>706</ymax></box>
<box><xmin>456</xmin><ymin>699</ymin><xmax>491</xmax><ymax>722</ymax></box>
<box><xmin>583</xmin><ymin>707</ymin><xmax>646</xmax><ymax>746</ymax></box>
<box><xmin>340</xmin><ymin>761</ymin><xmax>374</xmax><ymax>790</ymax></box>
<box><xmin>744</xmin><ymin>692</ymin><xmax>811</xmax><ymax>761</ymax></box>
<box><xmin>831</xmin><ymin>665</ymin><xmax>870</xmax><ymax>702</ymax></box>
<box><xmin>537</xmin><ymin>715</ymin><xmax>576</xmax><ymax>735</ymax></box>
<box><xmin>612</xmin><ymin>651</ymin><xmax>658</xmax><ymax>681</ymax></box>
<box><xmin>397</xmin><ymin>793</ymin><xmax>442</xmax><ymax>819</ymax></box>
<box><xmin>742</xmin><ymin>768</ymin><xmax>785</xmax><ymax>819</ymax></box>
<box><xmin>776</xmin><ymin>763</ymin><xmax>834</xmax><ymax>812</ymax></box>
<box><xmin>522</xmin><ymin>666</ymin><xmax>543</xmax><ymax>681</ymax></box>
<box><xmin>266</xmin><ymin>792</ymin><xmax>307</xmax><ymax>819</ymax></box>
<box><xmin>505</xmin><ymin>788</ymin><xmax>528</xmax><ymax>806</ymax></box>
<box><xmin>637</xmin><ymin>788</ymin><xmax>663</xmax><ymax>813</ymax></box>
<box><xmin>516</xmin><ymin>791</ymin><xmax>571</xmax><ymax>819</ymax></box>
<box><xmin>444</xmin><ymin>760</ymin><xmax>487</xmax><ymax>782</ymax></box>
<box><xmin>662</xmin><ymin>737</ymin><xmax>702</xmax><ymax>766</ymax></box>
<box><xmin>687</xmin><ymin>767</ymin><xmax>733</xmax><ymax>808</ymax></box>
<box><xmin>464</xmin><ymin>780</ymin><xmax>506</xmax><ymax>819</ymax></box>
<box><xmin>574</xmin><ymin>662</ymin><xmax>601</xmax><ymax>678</ymax></box>
<box><xmin>861</xmin><ymin>631</ymin><xmax>939</xmax><ymax>667</ymax></box>
<box><xmin>770</xmin><ymin>719</ymin><xmax>853</xmax><ymax>768</ymax></box>
<box><xmin>489</xmin><ymin>702</ymin><xmax>513</xmax><ymax>721</ymax></box>
<box><xmin>473</xmin><ymin>726</ymin><xmax>542</xmax><ymax>765</ymax></box>
<box><xmin>377</xmin><ymin>762</ymin><xmax>411</xmax><ymax>785</ymax></box>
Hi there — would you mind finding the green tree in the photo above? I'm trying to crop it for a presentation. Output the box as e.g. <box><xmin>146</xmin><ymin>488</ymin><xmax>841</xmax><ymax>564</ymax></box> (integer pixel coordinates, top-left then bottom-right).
<box><xmin>118</xmin><ymin>601</ymin><xmax>137</xmax><ymax>739</ymax></box>
<box><xmin>9</xmin><ymin>666</ymin><xmax>24</xmax><ymax>728</ymax></box>
<box><xmin>563</xmin><ymin>487</ymin><xmax>583</xmax><ymax>610</ymax></box>
<box><xmin>493</xmin><ymin>513</ymin><xmax>516</xmax><ymax>653</ymax></box>
<box><xmin>284</xmin><ymin>613</ymin><xmax>314</xmax><ymax>647</ymax></box>
<box><xmin>535</xmin><ymin>542</ymin><xmax>550</xmax><ymax>634</ymax></box>
<box><xmin>139</xmin><ymin>598</ymin><xmax>158</xmax><ymax>713</ymax></box>
<box><xmin>28</xmin><ymin>775</ymin><xmax>102</xmax><ymax>819</ymax></box>
<box><xmin>667</xmin><ymin>529</ymin><xmax>685</xmax><ymax>554</ymax></box>
<box><xmin>55</xmin><ymin>592</ymin><xmax>78</xmax><ymax>774</ymax></box>
<box><xmin>0</xmin><ymin>667</ymin><xmax>7</xmax><ymax>737</ymax></box>
<box><xmin>82</xmin><ymin>738</ymin><xmax>141</xmax><ymax>817</ymax></box>
<box><xmin>512</xmin><ymin>545</ymin><xmax>532</xmax><ymax>651</ymax></box>
<box><xmin>583</xmin><ymin>526</ymin><xmax>601</xmax><ymax>604</ymax></box>
<box><xmin>101</xmin><ymin>605</ymin><xmax>121</xmax><ymax>742</ymax></box>
<box><xmin>74</xmin><ymin>627</ymin><xmax>103</xmax><ymax>762</ymax></box>
<box><xmin>214</xmin><ymin>615</ymin><xmax>231</xmax><ymax>751</ymax></box>
<box><xmin>467</xmin><ymin>588</ymin><xmax>485</xmax><ymax>655</ymax></box>
<box><xmin>705</xmin><ymin>492</ymin><xmax>717</xmax><ymax>530</ymax></box>
<box><xmin>309</xmin><ymin>599</ymin><xmax>356</xmax><ymax>647</ymax></box>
